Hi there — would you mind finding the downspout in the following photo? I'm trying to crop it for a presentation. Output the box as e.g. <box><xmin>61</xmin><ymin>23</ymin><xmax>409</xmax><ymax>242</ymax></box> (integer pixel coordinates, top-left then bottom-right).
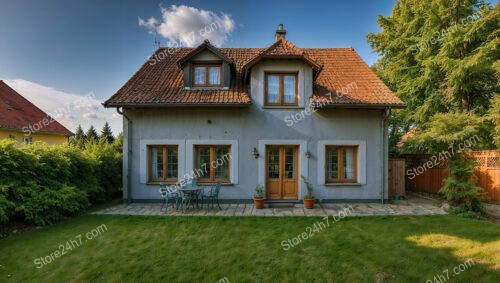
<box><xmin>117</xmin><ymin>107</ymin><xmax>132</xmax><ymax>204</ymax></box>
<box><xmin>381</xmin><ymin>108</ymin><xmax>391</xmax><ymax>204</ymax></box>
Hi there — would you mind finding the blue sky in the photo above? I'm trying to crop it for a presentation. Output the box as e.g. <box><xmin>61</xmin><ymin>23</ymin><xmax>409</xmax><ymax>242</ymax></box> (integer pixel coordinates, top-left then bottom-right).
<box><xmin>0</xmin><ymin>0</ymin><xmax>496</xmax><ymax>133</ymax></box>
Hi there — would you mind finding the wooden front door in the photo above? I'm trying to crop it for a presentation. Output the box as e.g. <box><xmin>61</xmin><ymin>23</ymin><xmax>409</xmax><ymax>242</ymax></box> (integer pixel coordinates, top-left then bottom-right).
<box><xmin>266</xmin><ymin>145</ymin><xmax>299</xmax><ymax>200</ymax></box>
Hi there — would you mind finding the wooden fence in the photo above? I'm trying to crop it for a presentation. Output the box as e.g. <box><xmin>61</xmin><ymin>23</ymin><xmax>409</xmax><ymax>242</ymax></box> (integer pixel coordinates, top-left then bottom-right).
<box><xmin>389</xmin><ymin>158</ymin><xmax>406</xmax><ymax>198</ymax></box>
<box><xmin>404</xmin><ymin>150</ymin><xmax>500</xmax><ymax>203</ymax></box>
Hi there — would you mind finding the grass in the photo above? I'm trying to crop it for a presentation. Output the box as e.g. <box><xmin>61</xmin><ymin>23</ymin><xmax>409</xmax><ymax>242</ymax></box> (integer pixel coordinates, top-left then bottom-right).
<box><xmin>0</xmin><ymin>215</ymin><xmax>499</xmax><ymax>282</ymax></box>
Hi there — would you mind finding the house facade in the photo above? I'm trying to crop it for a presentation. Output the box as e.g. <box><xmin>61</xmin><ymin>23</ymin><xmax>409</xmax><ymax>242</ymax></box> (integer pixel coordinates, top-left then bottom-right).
<box><xmin>104</xmin><ymin>26</ymin><xmax>404</xmax><ymax>203</ymax></box>
<box><xmin>0</xmin><ymin>80</ymin><xmax>73</xmax><ymax>145</ymax></box>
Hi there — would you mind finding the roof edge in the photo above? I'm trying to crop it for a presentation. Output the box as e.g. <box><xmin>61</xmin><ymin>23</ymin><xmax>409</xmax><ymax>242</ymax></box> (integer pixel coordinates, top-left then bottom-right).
<box><xmin>103</xmin><ymin>102</ymin><xmax>252</xmax><ymax>108</ymax></box>
<box><xmin>313</xmin><ymin>103</ymin><xmax>406</xmax><ymax>109</ymax></box>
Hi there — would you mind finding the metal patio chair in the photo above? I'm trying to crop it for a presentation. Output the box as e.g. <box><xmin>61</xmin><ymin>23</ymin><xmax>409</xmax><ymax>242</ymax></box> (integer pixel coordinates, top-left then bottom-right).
<box><xmin>201</xmin><ymin>182</ymin><xmax>222</xmax><ymax>209</ymax></box>
<box><xmin>159</xmin><ymin>183</ymin><xmax>181</xmax><ymax>212</ymax></box>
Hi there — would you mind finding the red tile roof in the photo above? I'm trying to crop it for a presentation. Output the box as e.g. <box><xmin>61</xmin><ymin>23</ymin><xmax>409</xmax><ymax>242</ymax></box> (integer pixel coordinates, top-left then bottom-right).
<box><xmin>241</xmin><ymin>38</ymin><xmax>323</xmax><ymax>80</ymax></box>
<box><xmin>261</xmin><ymin>37</ymin><xmax>305</xmax><ymax>56</ymax></box>
<box><xmin>104</xmin><ymin>40</ymin><xmax>404</xmax><ymax>108</ymax></box>
<box><xmin>0</xmin><ymin>81</ymin><xmax>73</xmax><ymax>136</ymax></box>
<box><xmin>307</xmin><ymin>48</ymin><xmax>404</xmax><ymax>106</ymax></box>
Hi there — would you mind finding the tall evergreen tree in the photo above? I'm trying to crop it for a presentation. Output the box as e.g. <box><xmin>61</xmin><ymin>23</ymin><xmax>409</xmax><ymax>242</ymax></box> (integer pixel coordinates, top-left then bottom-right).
<box><xmin>86</xmin><ymin>125</ymin><xmax>99</xmax><ymax>142</ymax></box>
<box><xmin>100</xmin><ymin>122</ymin><xmax>115</xmax><ymax>144</ymax></box>
<box><xmin>367</xmin><ymin>0</ymin><xmax>499</xmax><ymax>152</ymax></box>
<box><xmin>74</xmin><ymin>124</ymin><xmax>86</xmax><ymax>148</ymax></box>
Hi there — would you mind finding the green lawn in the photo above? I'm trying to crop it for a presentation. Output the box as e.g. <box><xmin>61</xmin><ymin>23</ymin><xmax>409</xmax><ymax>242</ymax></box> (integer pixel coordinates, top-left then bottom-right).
<box><xmin>0</xmin><ymin>215</ymin><xmax>499</xmax><ymax>282</ymax></box>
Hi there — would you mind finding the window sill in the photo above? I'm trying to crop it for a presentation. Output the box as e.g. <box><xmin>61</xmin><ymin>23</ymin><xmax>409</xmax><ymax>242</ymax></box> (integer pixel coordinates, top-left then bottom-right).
<box><xmin>324</xmin><ymin>183</ymin><xmax>362</xmax><ymax>186</ymax></box>
<box><xmin>146</xmin><ymin>182</ymin><xmax>178</xmax><ymax>186</ymax></box>
<box><xmin>197</xmin><ymin>182</ymin><xmax>234</xmax><ymax>186</ymax></box>
<box><xmin>262</xmin><ymin>106</ymin><xmax>303</xmax><ymax>109</ymax></box>
<box><xmin>185</xmin><ymin>86</ymin><xmax>229</xmax><ymax>90</ymax></box>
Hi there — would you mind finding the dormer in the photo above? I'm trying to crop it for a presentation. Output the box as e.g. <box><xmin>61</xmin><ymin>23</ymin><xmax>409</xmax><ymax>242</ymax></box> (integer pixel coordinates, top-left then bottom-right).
<box><xmin>242</xmin><ymin>25</ymin><xmax>323</xmax><ymax>108</ymax></box>
<box><xmin>177</xmin><ymin>40</ymin><xmax>234</xmax><ymax>90</ymax></box>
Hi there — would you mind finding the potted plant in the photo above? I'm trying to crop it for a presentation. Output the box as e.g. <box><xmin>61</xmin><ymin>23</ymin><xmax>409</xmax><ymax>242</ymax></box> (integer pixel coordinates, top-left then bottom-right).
<box><xmin>253</xmin><ymin>184</ymin><xmax>266</xmax><ymax>209</ymax></box>
<box><xmin>301</xmin><ymin>175</ymin><xmax>315</xmax><ymax>209</ymax></box>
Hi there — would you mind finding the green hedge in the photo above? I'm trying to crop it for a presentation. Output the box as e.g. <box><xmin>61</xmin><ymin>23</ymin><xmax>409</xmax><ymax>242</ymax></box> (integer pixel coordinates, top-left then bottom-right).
<box><xmin>0</xmin><ymin>139</ymin><xmax>122</xmax><ymax>225</ymax></box>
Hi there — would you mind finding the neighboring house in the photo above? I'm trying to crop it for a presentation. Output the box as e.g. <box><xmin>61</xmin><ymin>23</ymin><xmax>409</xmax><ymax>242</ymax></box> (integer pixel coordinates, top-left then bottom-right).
<box><xmin>0</xmin><ymin>80</ymin><xmax>73</xmax><ymax>145</ymax></box>
<box><xmin>104</xmin><ymin>25</ymin><xmax>405</xmax><ymax>203</ymax></box>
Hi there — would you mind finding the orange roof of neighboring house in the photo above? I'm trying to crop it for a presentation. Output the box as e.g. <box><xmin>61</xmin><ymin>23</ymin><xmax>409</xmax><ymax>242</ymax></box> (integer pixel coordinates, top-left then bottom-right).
<box><xmin>396</xmin><ymin>127</ymin><xmax>418</xmax><ymax>148</ymax></box>
<box><xmin>104</xmin><ymin>40</ymin><xmax>405</xmax><ymax>108</ymax></box>
<box><xmin>0</xmin><ymin>80</ymin><xmax>73</xmax><ymax>136</ymax></box>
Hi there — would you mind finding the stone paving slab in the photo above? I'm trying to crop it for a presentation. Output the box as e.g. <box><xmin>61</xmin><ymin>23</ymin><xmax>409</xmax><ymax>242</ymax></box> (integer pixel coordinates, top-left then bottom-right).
<box><xmin>93</xmin><ymin>196</ymin><xmax>450</xmax><ymax>217</ymax></box>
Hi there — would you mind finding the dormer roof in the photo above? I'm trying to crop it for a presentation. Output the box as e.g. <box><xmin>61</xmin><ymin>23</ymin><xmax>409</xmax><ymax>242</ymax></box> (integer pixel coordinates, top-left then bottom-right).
<box><xmin>177</xmin><ymin>39</ymin><xmax>234</xmax><ymax>68</ymax></box>
<box><xmin>241</xmin><ymin>38</ymin><xmax>323</xmax><ymax>80</ymax></box>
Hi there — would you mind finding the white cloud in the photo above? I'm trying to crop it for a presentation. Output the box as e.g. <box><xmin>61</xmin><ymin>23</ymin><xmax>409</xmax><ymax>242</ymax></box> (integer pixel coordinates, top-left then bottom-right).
<box><xmin>3</xmin><ymin>78</ymin><xmax>122</xmax><ymax>135</ymax></box>
<box><xmin>83</xmin><ymin>113</ymin><xmax>98</xmax><ymax>119</ymax></box>
<box><xmin>138</xmin><ymin>5</ymin><xmax>235</xmax><ymax>47</ymax></box>
<box><xmin>138</xmin><ymin>17</ymin><xmax>158</xmax><ymax>34</ymax></box>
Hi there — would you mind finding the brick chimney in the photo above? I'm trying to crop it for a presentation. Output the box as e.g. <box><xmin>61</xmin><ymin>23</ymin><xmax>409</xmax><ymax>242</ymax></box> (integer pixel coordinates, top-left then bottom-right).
<box><xmin>275</xmin><ymin>24</ymin><xmax>286</xmax><ymax>41</ymax></box>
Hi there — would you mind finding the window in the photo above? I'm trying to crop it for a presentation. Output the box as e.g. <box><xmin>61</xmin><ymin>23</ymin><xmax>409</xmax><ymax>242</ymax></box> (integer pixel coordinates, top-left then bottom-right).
<box><xmin>326</xmin><ymin>146</ymin><xmax>358</xmax><ymax>183</ymax></box>
<box><xmin>194</xmin><ymin>145</ymin><xmax>231</xmax><ymax>182</ymax></box>
<box><xmin>23</xmin><ymin>137</ymin><xmax>32</xmax><ymax>144</ymax></box>
<box><xmin>192</xmin><ymin>64</ymin><xmax>222</xmax><ymax>86</ymax></box>
<box><xmin>148</xmin><ymin>145</ymin><xmax>178</xmax><ymax>182</ymax></box>
<box><xmin>8</xmin><ymin>134</ymin><xmax>15</xmax><ymax>140</ymax></box>
<box><xmin>265</xmin><ymin>72</ymin><xmax>298</xmax><ymax>105</ymax></box>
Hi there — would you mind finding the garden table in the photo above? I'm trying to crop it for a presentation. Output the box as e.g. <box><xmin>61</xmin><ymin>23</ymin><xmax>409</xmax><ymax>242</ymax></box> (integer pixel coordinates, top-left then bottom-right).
<box><xmin>179</xmin><ymin>187</ymin><xmax>203</xmax><ymax>212</ymax></box>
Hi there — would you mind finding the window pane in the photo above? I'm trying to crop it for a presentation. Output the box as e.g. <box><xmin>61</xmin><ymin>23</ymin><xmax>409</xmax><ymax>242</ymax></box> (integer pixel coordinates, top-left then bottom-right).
<box><xmin>283</xmin><ymin>75</ymin><xmax>295</xmax><ymax>103</ymax></box>
<box><xmin>343</xmin><ymin>148</ymin><xmax>355</xmax><ymax>180</ymax></box>
<box><xmin>214</xmin><ymin>147</ymin><xmax>230</xmax><ymax>179</ymax></box>
<box><xmin>209</xmin><ymin>67</ymin><xmax>221</xmax><ymax>85</ymax></box>
<box><xmin>194</xmin><ymin>67</ymin><xmax>205</xmax><ymax>85</ymax></box>
<box><xmin>196</xmin><ymin>147</ymin><xmax>210</xmax><ymax>179</ymax></box>
<box><xmin>151</xmin><ymin>147</ymin><xmax>163</xmax><ymax>179</ymax></box>
<box><xmin>267</xmin><ymin>75</ymin><xmax>279</xmax><ymax>103</ymax></box>
<box><xmin>284</xmin><ymin>148</ymin><xmax>295</xmax><ymax>179</ymax></box>
<box><xmin>167</xmin><ymin>147</ymin><xmax>178</xmax><ymax>178</ymax></box>
<box><xmin>327</xmin><ymin>148</ymin><xmax>338</xmax><ymax>180</ymax></box>
<box><xmin>268</xmin><ymin>148</ymin><xmax>280</xmax><ymax>179</ymax></box>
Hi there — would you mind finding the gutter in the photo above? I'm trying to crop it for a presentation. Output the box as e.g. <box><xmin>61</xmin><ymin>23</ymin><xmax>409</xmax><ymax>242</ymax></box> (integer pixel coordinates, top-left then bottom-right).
<box><xmin>116</xmin><ymin>107</ymin><xmax>132</xmax><ymax>204</ymax></box>
<box><xmin>103</xmin><ymin>102</ymin><xmax>252</xmax><ymax>108</ymax></box>
<box><xmin>315</xmin><ymin>103</ymin><xmax>406</xmax><ymax>110</ymax></box>
<box><xmin>381</xmin><ymin>108</ymin><xmax>391</xmax><ymax>204</ymax></box>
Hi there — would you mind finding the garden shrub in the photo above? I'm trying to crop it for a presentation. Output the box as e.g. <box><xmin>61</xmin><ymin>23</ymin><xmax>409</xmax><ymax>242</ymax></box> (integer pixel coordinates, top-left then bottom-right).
<box><xmin>14</xmin><ymin>184</ymin><xmax>88</xmax><ymax>226</ymax></box>
<box><xmin>0</xmin><ymin>138</ymin><xmax>122</xmax><ymax>225</ymax></box>
<box><xmin>439</xmin><ymin>155</ymin><xmax>485</xmax><ymax>215</ymax></box>
<box><xmin>84</xmin><ymin>140</ymin><xmax>122</xmax><ymax>202</ymax></box>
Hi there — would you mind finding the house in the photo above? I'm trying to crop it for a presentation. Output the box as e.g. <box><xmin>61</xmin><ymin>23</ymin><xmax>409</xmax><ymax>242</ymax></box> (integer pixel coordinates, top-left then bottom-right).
<box><xmin>104</xmin><ymin>25</ymin><xmax>405</xmax><ymax>203</ymax></box>
<box><xmin>0</xmin><ymin>80</ymin><xmax>73</xmax><ymax>145</ymax></box>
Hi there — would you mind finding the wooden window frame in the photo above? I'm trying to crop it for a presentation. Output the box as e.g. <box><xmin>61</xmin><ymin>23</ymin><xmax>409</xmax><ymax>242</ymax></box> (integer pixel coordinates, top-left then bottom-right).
<box><xmin>148</xmin><ymin>145</ymin><xmax>178</xmax><ymax>183</ymax></box>
<box><xmin>264</xmin><ymin>72</ymin><xmax>299</xmax><ymax>106</ymax></box>
<box><xmin>192</xmin><ymin>63</ymin><xmax>223</xmax><ymax>87</ymax></box>
<box><xmin>325</xmin><ymin>145</ymin><xmax>358</xmax><ymax>183</ymax></box>
<box><xmin>194</xmin><ymin>145</ymin><xmax>231</xmax><ymax>183</ymax></box>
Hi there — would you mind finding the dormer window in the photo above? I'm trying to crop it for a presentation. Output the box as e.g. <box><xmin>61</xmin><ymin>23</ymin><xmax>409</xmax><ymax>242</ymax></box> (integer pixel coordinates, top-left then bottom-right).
<box><xmin>265</xmin><ymin>72</ymin><xmax>298</xmax><ymax>106</ymax></box>
<box><xmin>193</xmin><ymin>64</ymin><xmax>222</xmax><ymax>87</ymax></box>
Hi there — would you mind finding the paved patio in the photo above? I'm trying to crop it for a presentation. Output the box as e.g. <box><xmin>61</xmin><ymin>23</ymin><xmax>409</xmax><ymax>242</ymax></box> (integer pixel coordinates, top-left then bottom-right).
<box><xmin>93</xmin><ymin>194</ymin><xmax>448</xmax><ymax>217</ymax></box>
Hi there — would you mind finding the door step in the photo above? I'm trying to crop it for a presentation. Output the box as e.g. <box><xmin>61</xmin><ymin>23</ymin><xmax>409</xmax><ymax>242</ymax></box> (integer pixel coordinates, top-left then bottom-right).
<box><xmin>266</xmin><ymin>200</ymin><xmax>301</xmax><ymax>208</ymax></box>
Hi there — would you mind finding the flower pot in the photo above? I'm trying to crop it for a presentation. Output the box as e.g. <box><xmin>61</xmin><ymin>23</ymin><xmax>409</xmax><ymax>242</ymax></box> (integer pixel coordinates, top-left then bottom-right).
<box><xmin>303</xmin><ymin>197</ymin><xmax>315</xmax><ymax>209</ymax></box>
<box><xmin>253</xmin><ymin>198</ymin><xmax>266</xmax><ymax>209</ymax></box>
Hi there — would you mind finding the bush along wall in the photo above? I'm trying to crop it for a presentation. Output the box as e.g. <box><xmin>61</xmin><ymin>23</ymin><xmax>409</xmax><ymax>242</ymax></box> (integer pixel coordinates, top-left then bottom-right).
<box><xmin>0</xmin><ymin>139</ymin><xmax>122</xmax><ymax>226</ymax></box>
